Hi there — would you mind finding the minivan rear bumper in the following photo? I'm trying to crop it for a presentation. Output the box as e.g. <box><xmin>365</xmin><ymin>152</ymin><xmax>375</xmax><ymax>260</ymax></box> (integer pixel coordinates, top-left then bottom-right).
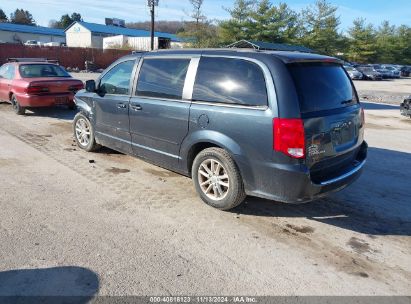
<box><xmin>241</xmin><ymin>141</ymin><xmax>367</xmax><ymax>203</ymax></box>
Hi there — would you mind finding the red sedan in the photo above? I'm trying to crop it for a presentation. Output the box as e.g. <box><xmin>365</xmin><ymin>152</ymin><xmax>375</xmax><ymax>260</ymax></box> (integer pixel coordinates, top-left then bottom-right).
<box><xmin>0</xmin><ymin>59</ymin><xmax>84</xmax><ymax>115</ymax></box>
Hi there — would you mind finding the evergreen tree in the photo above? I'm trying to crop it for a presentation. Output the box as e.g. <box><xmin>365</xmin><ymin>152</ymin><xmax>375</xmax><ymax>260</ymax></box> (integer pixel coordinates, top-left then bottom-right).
<box><xmin>0</xmin><ymin>8</ymin><xmax>7</xmax><ymax>22</ymax></box>
<box><xmin>218</xmin><ymin>0</ymin><xmax>254</xmax><ymax>43</ymax></box>
<box><xmin>395</xmin><ymin>25</ymin><xmax>411</xmax><ymax>64</ymax></box>
<box><xmin>375</xmin><ymin>21</ymin><xmax>398</xmax><ymax>63</ymax></box>
<box><xmin>346</xmin><ymin>18</ymin><xmax>377</xmax><ymax>63</ymax></box>
<box><xmin>10</xmin><ymin>9</ymin><xmax>35</xmax><ymax>25</ymax></box>
<box><xmin>300</xmin><ymin>0</ymin><xmax>342</xmax><ymax>55</ymax></box>
<box><xmin>50</xmin><ymin>12</ymin><xmax>82</xmax><ymax>29</ymax></box>
<box><xmin>249</xmin><ymin>1</ymin><xmax>299</xmax><ymax>44</ymax></box>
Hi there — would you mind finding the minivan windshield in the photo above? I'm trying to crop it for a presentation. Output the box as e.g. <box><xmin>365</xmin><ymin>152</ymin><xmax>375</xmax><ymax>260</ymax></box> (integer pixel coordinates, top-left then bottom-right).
<box><xmin>288</xmin><ymin>62</ymin><xmax>358</xmax><ymax>113</ymax></box>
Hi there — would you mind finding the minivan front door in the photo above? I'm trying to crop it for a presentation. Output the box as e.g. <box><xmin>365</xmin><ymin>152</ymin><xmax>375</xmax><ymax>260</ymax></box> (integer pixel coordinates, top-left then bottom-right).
<box><xmin>129</xmin><ymin>57</ymin><xmax>194</xmax><ymax>168</ymax></box>
<box><xmin>93</xmin><ymin>59</ymin><xmax>137</xmax><ymax>154</ymax></box>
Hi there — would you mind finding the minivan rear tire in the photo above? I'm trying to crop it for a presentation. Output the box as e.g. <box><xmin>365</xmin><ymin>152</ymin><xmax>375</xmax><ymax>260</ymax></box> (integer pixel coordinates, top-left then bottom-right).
<box><xmin>192</xmin><ymin>148</ymin><xmax>246</xmax><ymax>210</ymax></box>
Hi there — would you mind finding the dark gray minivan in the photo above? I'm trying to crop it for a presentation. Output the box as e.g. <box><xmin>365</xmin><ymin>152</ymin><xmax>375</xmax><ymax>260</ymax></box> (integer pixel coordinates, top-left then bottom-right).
<box><xmin>73</xmin><ymin>49</ymin><xmax>367</xmax><ymax>210</ymax></box>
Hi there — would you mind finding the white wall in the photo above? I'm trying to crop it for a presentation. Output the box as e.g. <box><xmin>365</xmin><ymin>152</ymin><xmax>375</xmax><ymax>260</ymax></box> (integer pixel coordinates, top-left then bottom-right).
<box><xmin>0</xmin><ymin>30</ymin><xmax>65</xmax><ymax>44</ymax></box>
<box><xmin>65</xmin><ymin>23</ymin><xmax>92</xmax><ymax>48</ymax></box>
<box><xmin>103</xmin><ymin>35</ymin><xmax>128</xmax><ymax>50</ymax></box>
<box><xmin>103</xmin><ymin>36</ymin><xmax>168</xmax><ymax>51</ymax></box>
<box><xmin>127</xmin><ymin>37</ymin><xmax>158</xmax><ymax>51</ymax></box>
<box><xmin>90</xmin><ymin>35</ymin><xmax>104</xmax><ymax>49</ymax></box>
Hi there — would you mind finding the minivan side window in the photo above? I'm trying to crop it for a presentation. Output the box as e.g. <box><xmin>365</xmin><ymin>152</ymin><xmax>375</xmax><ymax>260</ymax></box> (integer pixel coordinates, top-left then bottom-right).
<box><xmin>136</xmin><ymin>58</ymin><xmax>190</xmax><ymax>100</ymax></box>
<box><xmin>99</xmin><ymin>60</ymin><xmax>135</xmax><ymax>95</ymax></box>
<box><xmin>193</xmin><ymin>57</ymin><xmax>268</xmax><ymax>106</ymax></box>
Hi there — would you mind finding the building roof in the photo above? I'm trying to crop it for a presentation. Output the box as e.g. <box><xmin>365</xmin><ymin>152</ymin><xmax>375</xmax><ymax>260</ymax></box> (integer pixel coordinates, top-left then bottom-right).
<box><xmin>66</xmin><ymin>21</ymin><xmax>183</xmax><ymax>42</ymax></box>
<box><xmin>0</xmin><ymin>22</ymin><xmax>65</xmax><ymax>36</ymax></box>
<box><xmin>227</xmin><ymin>40</ymin><xmax>313</xmax><ymax>53</ymax></box>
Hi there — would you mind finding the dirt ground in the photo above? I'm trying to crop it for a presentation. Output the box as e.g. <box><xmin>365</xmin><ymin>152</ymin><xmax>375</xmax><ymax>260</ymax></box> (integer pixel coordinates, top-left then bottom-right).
<box><xmin>0</xmin><ymin>97</ymin><xmax>410</xmax><ymax>296</ymax></box>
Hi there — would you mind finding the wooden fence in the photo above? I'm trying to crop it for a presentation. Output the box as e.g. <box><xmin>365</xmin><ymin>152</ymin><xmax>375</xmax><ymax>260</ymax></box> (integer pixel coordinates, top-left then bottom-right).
<box><xmin>0</xmin><ymin>44</ymin><xmax>131</xmax><ymax>70</ymax></box>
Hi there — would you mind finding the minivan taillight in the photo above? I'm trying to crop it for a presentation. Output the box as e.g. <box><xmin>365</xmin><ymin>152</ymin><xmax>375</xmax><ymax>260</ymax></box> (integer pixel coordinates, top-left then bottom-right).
<box><xmin>273</xmin><ymin>118</ymin><xmax>305</xmax><ymax>159</ymax></box>
<box><xmin>26</xmin><ymin>86</ymin><xmax>49</xmax><ymax>95</ymax></box>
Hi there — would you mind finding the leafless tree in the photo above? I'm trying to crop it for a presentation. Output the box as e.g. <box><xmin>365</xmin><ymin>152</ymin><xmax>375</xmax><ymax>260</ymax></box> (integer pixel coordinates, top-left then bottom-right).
<box><xmin>188</xmin><ymin>0</ymin><xmax>206</xmax><ymax>27</ymax></box>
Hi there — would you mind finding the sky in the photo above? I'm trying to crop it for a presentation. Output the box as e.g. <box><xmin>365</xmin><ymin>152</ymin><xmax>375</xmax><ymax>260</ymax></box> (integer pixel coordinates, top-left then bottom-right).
<box><xmin>1</xmin><ymin>0</ymin><xmax>410</xmax><ymax>30</ymax></box>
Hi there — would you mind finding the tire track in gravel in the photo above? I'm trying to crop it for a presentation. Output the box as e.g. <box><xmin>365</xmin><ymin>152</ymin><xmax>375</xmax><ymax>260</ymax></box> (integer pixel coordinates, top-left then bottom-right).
<box><xmin>1</xmin><ymin>115</ymin><xmax>189</xmax><ymax>212</ymax></box>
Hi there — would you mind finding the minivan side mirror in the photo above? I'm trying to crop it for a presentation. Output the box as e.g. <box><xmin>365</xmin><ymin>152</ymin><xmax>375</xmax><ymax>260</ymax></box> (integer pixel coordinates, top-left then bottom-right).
<box><xmin>85</xmin><ymin>80</ymin><xmax>96</xmax><ymax>93</ymax></box>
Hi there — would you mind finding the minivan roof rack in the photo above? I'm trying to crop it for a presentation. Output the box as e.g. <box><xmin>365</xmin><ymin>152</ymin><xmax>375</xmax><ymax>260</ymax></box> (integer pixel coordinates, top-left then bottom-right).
<box><xmin>7</xmin><ymin>58</ymin><xmax>59</xmax><ymax>64</ymax></box>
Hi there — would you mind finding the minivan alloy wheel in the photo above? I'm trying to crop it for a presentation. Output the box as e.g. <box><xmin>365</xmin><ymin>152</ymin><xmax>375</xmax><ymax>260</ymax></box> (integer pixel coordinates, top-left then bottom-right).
<box><xmin>198</xmin><ymin>159</ymin><xmax>230</xmax><ymax>201</ymax></box>
<box><xmin>75</xmin><ymin>118</ymin><xmax>91</xmax><ymax>147</ymax></box>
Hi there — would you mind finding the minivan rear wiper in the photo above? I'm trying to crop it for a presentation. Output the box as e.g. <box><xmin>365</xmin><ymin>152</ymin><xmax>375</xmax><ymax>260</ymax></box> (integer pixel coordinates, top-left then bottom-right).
<box><xmin>341</xmin><ymin>99</ymin><xmax>353</xmax><ymax>105</ymax></box>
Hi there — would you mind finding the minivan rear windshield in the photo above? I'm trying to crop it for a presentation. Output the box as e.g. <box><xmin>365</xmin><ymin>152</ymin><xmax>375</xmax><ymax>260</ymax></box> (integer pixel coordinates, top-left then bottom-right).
<box><xmin>288</xmin><ymin>62</ymin><xmax>358</xmax><ymax>113</ymax></box>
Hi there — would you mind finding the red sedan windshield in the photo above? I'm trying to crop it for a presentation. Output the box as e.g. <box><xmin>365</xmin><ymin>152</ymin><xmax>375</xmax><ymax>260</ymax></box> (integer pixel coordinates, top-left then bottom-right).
<box><xmin>19</xmin><ymin>64</ymin><xmax>71</xmax><ymax>78</ymax></box>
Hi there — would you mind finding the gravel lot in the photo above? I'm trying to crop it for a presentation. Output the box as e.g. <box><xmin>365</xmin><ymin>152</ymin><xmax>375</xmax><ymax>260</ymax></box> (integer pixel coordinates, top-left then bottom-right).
<box><xmin>0</xmin><ymin>76</ymin><xmax>410</xmax><ymax>296</ymax></box>
<box><xmin>353</xmin><ymin>78</ymin><xmax>411</xmax><ymax>104</ymax></box>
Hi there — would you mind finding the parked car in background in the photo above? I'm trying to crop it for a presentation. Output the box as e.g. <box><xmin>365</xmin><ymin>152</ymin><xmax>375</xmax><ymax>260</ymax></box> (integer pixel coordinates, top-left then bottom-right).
<box><xmin>344</xmin><ymin>65</ymin><xmax>363</xmax><ymax>80</ymax></box>
<box><xmin>400</xmin><ymin>96</ymin><xmax>411</xmax><ymax>118</ymax></box>
<box><xmin>382</xmin><ymin>65</ymin><xmax>401</xmax><ymax>78</ymax></box>
<box><xmin>356</xmin><ymin>66</ymin><xmax>383</xmax><ymax>80</ymax></box>
<box><xmin>371</xmin><ymin>65</ymin><xmax>391</xmax><ymax>79</ymax></box>
<box><xmin>24</xmin><ymin>40</ymin><xmax>40</xmax><ymax>46</ymax></box>
<box><xmin>400</xmin><ymin>66</ymin><xmax>411</xmax><ymax>77</ymax></box>
<box><xmin>43</xmin><ymin>42</ymin><xmax>61</xmax><ymax>47</ymax></box>
<box><xmin>0</xmin><ymin>58</ymin><xmax>83</xmax><ymax>115</ymax></box>
<box><xmin>73</xmin><ymin>49</ymin><xmax>367</xmax><ymax>210</ymax></box>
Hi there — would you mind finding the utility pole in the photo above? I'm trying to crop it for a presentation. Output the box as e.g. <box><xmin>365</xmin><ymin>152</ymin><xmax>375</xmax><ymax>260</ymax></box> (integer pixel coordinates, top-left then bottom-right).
<box><xmin>148</xmin><ymin>0</ymin><xmax>159</xmax><ymax>51</ymax></box>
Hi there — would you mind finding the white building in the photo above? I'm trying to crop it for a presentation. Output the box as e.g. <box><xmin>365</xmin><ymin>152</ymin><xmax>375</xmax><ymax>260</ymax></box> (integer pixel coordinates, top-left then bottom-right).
<box><xmin>65</xmin><ymin>21</ymin><xmax>185</xmax><ymax>50</ymax></box>
<box><xmin>0</xmin><ymin>22</ymin><xmax>65</xmax><ymax>44</ymax></box>
<box><xmin>102</xmin><ymin>35</ymin><xmax>187</xmax><ymax>51</ymax></box>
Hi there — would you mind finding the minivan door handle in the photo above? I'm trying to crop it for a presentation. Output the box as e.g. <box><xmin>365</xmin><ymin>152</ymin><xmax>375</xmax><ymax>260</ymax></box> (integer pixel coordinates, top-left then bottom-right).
<box><xmin>117</xmin><ymin>103</ymin><xmax>127</xmax><ymax>109</ymax></box>
<box><xmin>130</xmin><ymin>104</ymin><xmax>142</xmax><ymax>111</ymax></box>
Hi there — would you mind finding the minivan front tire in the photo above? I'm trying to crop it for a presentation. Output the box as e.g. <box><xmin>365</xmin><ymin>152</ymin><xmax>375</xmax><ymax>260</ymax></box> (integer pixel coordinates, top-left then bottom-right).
<box><xmin>192</xmin><ymin>148</ymin><xmax>246</xmax><ymax>210</ymax></box>
<box><xmin>73</xmin><ymin>113</ymin><xmax>100</xmax><ymax>152</ymax></box>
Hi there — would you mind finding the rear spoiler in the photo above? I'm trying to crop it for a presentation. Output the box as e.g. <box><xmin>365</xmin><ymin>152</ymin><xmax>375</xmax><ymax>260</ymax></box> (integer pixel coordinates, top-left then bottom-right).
<box><xmin>284</xmin><ymin>58</ymin><xmax>344</xmax><ymax>65</ymax></box>
<box><xmin>7</xmin><ymin>58</ymin><xmax>59</xmax><ymax>64</ymax></box>
<box><xmin>272</xmin><ymin>52</ymin><xmax>344</xmax><ymax>65</ymax></box>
